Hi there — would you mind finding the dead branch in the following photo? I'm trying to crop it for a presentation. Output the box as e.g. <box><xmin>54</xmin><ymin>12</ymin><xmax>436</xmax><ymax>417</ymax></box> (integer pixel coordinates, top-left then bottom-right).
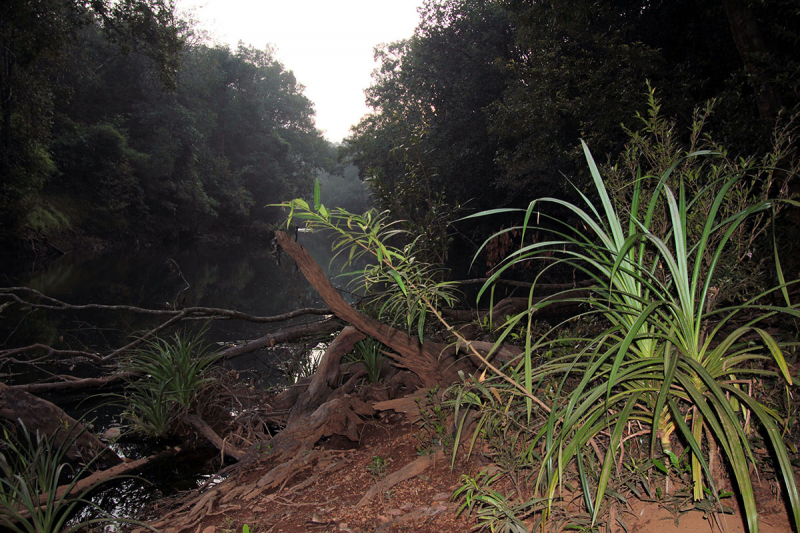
<box><xmin>455</xmin><ymin>278</ymin><xmax>593</xmax><ymax>291</ymax></box>
<box><xmin>8</xmin><ymin>371</ymin><xmax>137</xmax><ymax>393</ymax></box>
<box><xmin>47</xmin><ymin>446</ymin><xmax>179</xmax><ymax>503</ymax></box>
<box><xmin>442</xmin><ymin>290</ymin><xmax>589</xmax><ymax>322</ymax></box>
<box><xmin>356</xmin><ymin>449</ymin><xmax>445</xmax><ymax>507</ymax></box>
<box><xmin>0</xmin><ymin>286</ymin><xmax>331</xmax><ymax>322</ymax></box>
<box><xmin>275</xmin><ymin>231</ymin><xmax>469</xmax><ymax>387</ymax></box>
<box><xmin>219</xmin><ymin>317</ymin><xmax>343</xmax><ymax>360</ymax></box>
<box><xmin>185</xmin><ymin>414</ymin><xmax>246</xmax><ymax>462</ymax></box>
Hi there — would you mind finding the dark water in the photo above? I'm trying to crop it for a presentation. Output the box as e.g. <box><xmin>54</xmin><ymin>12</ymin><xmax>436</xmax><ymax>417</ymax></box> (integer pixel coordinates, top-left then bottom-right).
<box><xmin>0</xmin><ymin>232</ymin><xmax>351</xmax><ymax>526</ymax></box>
<box><xmin>0</xmin><ymin>231</ymin><xmax>351</xmax><ymax>383</ymax></box>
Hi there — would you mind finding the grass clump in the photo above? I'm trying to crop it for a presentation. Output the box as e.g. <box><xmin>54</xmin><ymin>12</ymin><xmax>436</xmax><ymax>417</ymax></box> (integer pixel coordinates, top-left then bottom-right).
<box><xmin>122</xmin><ymin>327</ymin><xmax>220</xmax><ymax>438</ymax></box>
<box><xmin>0</xmin><ymin>423</ymin><xmax>123</xmax><ymax>532</ymax></box>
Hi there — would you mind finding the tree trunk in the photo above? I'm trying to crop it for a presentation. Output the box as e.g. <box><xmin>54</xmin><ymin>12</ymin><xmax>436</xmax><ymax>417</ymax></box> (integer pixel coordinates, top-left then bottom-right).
<box><xmin>722</xmin><ymin>0</ymin><xmax>781</xmax><ymax>119</ymax></box>
<box><xmin>275</xmin><ymin>231</ymin><xmax>468</xmax><ymax>387</ymax></box>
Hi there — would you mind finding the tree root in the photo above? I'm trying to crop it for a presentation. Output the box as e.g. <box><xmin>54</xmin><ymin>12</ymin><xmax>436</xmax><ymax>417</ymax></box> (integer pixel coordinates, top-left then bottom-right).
<box><xmin>356</xmin><ymin>450</ymin><xmax>445</xmax><ymax>507</ymax></box>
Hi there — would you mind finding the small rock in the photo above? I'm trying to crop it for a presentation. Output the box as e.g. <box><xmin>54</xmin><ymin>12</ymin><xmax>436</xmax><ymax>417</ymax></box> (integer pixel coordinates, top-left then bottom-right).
<box><xmin>101</xmin><ymin>427</ymin><xmax>121</xmax><ymax>440</ymax></box>
<box><xmin>400</xmin><ymin>502</ymin><xmax>414</xmax><ymax>510</ymax></box>
<box><xmin>202</xmin><ymin>527</ymin><xmax>215</xmax><ymax>533</ymax></box>
<box><xmin>432</xmin><ymin>492</ymin><xmax>450</xmax><ymax>501</ymax></box>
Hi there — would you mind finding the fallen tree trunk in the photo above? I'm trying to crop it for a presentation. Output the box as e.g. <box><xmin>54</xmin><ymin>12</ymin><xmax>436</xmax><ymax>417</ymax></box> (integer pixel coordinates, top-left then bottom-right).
<box><xmin>276</xmin><ymin>231</ymin><xmax>469</xmax><ymax>387</ymax></box>
<box><xmin>287</xmin><ymin>326</ymin><xmax>365</xmax><ymax>424</ymax></box>
<box><xmin>219</xmin><ymin>317</ymin><xmax>343</xmax><ymax>360</ymax></box>
<box><xmin>46</xmin><ymin>446</ymin><xmax>179</xmax><ymax>503</ymax></box>
<box><xmin>0</xmin><ymin>382</ymin><xmax>121</xmax><ymax>468</ymax></box>
<box><xmin>443</xmin><ymin>290</ymin><xmax>589</xmax><ymax>322</ymax></box>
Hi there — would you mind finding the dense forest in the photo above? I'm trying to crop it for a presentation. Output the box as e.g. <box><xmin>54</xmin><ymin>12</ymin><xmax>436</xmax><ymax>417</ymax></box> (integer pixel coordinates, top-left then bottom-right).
<box><xmin>0</xmin><ymin>0</ymin><xmax>340</xmax><ymax>249</ymax></box>
<box><xmin>4</xmin><ymin>0</ymin><xmax>799</xmax><ymax>256</ymax></box>
<box><xmin>344</xmin><ymin>0</ymin><xmax>800</xmax><ymax>259</ymax></box>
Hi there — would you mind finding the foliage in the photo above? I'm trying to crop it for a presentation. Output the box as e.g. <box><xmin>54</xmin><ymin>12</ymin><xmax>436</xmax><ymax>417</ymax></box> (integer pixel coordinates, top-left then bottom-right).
<box><xmin>603</xmin><ymin>88</ymin><xmax>798</xmax><ymax>305</ymax></box>
<box><xmin>0</xmin><ymin>423</ymin><xmax>124</xmax><ymax>532</ymax></box>
<box><xmin>122</xmin><ymin>327</ymin><xmax>220</xmax><ymax>437</ymax></box>
<box><xmin>278</xmin><ymin>182</ymin><xmax>461</xmax><ymax>339</ymax></box>
<box><xmin>461</xmin><ymin>123</ymin><xmax>799</xmax><ymax>532</ymax></box>
<box><xmin>344</xmin><ymin>337</ymin><xmax>386</xmax><ymax>383</ymax></box>
<box><xmin>344</xmin><ymin>0</ymin><xmax>515</xmax><ymax>239</ymax></box>
<box><xmin>1</xmin><ymin>0</ymin><xmax>336</xmax><ymax>243</ymax></box>
<box><xmin>366</xmin><ymin>456</ymin><xmax>388</xmax><ymax>481</ymax></box>
<box><xmin>453</xmin><ymin>471</ymin><xmax>546</xmax><ymax>533</ymax></box>
<box><xmin>415</xmin><ymin>386</ymin><xmax>452</xmax><ymax>454</ymax></box>
<box><xmin>347</xmin><ymin>0</ymin><xmax>800</xmax><ymax>247</ymax></box>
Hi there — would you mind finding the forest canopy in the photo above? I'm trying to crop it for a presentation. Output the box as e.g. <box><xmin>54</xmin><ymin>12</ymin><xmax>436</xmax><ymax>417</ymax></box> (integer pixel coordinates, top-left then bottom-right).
<box><xmin>345</xmin><ymin>0</ymin><xmax>800</xmax><ymax>225</ymax></box>
<box><xmin>0</xmin><ymin>0</ymin><xmax>335</xmax><ymax>246</ymax></box>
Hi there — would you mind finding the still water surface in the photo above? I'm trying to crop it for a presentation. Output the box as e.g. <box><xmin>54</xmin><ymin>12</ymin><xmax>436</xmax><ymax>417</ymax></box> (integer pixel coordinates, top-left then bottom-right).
<box><xmin>1</xmin><ymin>232</ymin><xmax>348</xmax><ymax>383</ymax></box>
<box><xmin>0</xmin><ymin>232</ymin><xmax>349</xmax><ymax>523</ymax></box>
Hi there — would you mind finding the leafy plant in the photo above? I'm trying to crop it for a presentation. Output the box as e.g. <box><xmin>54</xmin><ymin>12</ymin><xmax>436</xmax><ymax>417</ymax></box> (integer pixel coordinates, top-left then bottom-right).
<box><xmin>278</xmin><ymin>347</ymin><xmax>320</xmax><ymax>385</ymax></box>
<box><xmin>453</xmin><ymin>471</ymin><xmax>546</xmax><ymax>533</ymax></box>
<box><xmin>122</xmin><ymin>327</ymin><xmax>220</xmax><ymax>437</ymax></box>
<box><xmin>344</xmin><ymin>337</ymin><xmax>386</xmax><ymax>383</ymax></box>
<box><xmin>415</xmin><ymin>386</ymin><xmax>452</xmax><ymax>454</ymax></box>
<box><xmin>465</xmin><ymin>120</ymin><xmax>799</xmax><ymax>533</ymax></box>
<box><xmin>366</xmin><ymin>456</ymin><xmax>388</xmax><ymax>480</ymax></box>
<box><xmin>275</xmin><ymin>181</ymin><xmax>461</xmax><ymax>340</ymax></box>
<box><xmin>0</xmin><ymin>423</ymin><xmax>124</xmax><ymax>532</ymax></box>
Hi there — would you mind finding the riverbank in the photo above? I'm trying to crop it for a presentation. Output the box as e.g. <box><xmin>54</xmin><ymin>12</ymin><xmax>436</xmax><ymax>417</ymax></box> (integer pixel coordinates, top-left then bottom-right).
<box><xmin>136</xmin><ymin>400</ymin><xmax>795</xmax><ymax>533</ymax></box>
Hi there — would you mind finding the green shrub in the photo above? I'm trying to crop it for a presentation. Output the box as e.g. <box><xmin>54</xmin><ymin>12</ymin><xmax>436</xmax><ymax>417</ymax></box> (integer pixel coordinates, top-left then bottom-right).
<box><xmin>462</xmin><ymin>107</ymin><xmax>799</xmax><ymax>532</ymax></box>
<box><xmin>122</xmin><ymin>327</ymin><xmax>219</xmax><ymax>437</ymax></box>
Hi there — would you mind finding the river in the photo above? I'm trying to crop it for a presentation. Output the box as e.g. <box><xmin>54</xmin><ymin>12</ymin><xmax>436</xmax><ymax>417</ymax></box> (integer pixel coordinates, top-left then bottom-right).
<box><xmin>0</xmin><ymin>231</ymin><xmax>351</xmax><ymax>385</ymax></box>
<box><xmin>0</xmin><ymin>231</ymin><xmax>353</xmax><ymax>524</ymax></box>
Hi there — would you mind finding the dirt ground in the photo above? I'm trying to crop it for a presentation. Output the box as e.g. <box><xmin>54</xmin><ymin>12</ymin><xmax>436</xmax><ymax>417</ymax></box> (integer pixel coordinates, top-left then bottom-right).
<box><xmin>139</xmin><ymin>409</ymin><xmax>795</xmax><ymax>533</ymax></box>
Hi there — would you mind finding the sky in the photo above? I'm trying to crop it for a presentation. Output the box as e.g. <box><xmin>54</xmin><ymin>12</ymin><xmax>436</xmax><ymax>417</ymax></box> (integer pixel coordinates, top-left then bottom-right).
<box><xmin>177</xmin><ymin>0</ymin><xmax>423</xmax><ymax>143</ymax></box>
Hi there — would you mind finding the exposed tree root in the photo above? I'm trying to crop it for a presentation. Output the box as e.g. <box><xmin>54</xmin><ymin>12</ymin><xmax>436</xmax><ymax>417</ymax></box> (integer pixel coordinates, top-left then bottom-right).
<box><xmin>356</xmin><ymin>450</ymin><xmax>445</xmax><ymax>507</ymax></box>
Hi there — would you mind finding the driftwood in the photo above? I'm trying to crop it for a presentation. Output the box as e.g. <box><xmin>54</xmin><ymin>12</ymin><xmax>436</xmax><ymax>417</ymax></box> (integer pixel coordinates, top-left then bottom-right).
<box><xmin>5</xmin><ymin>319</ymin><xmax>341</xmax><ymax>394</ymax></box>
<box><xmin>0</xmin><ymin>382</ymin><xmax>121</xmax><ymax>468</ymax></box>
<box><xmin>0</xmin><ymin>285</ymin><xmax>333</xmax><ymax>364</ymax></box>
<box><xmin>287</xmin><ymin>326</ymin><xmax>365</xmax><ymax>423</ymax></box>
<box><xmin>270</xmin><ymin>394</ymin><xmax>376</xmax><ymax>455</ymax></box>
<box><xmin>219</xmin><ymin>317</ymin><xmax>343</xmax><ymax>360</ymax></box>
<box><xmin>8</xmin><ymin>371</ymin><xmax>137</xmax><ymax>393</ymax></box>
<box><xmin>46</xmin><ymin>446</ymin><xmax>179</xmax><ymax>503</ymax></box>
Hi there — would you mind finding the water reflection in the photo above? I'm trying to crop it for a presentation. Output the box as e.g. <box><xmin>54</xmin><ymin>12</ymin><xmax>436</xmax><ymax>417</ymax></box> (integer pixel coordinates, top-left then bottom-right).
<box><xmin>0</xmin><ymin>232</ymin><xmax>349</xmax><ymax>367</ymax></box>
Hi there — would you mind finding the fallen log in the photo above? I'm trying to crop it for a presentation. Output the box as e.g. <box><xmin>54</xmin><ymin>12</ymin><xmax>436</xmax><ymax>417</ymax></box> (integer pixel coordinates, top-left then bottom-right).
<box><xmin>356</xmin><ymin>449</ymin><xmax>445</xmax><ymax>507</ymax></box>
<box><xmin>219</xmin><ymin>316</ymin><xmax>343</xmax><ymax>360</ymax></box>
<box><xmin>443</xmin><ymin>290</ymin><xmax>589</xmax><ymax>322</ymax></box>
<box><xmin>271</xmin><ymin>395</ymin><xmax>376</xmax><ymax>455</ymax></box>
<box><xmin>276</xmin><ymin>231</ymin><xmax>470</xmax><ymax>387</ymax></box>
<box><xmin>46</xmin><ymin>446</ymin><xmax>179</xmax><ymax>503</ymax></box>
<box><xmin>0</xmin><ymin>382</ymin><xmax>121</xmax><ymax>468</ymax></box>
<box><xmin>287</xmin><ymin>326</ymin><xmax>365</xmax><ymax>423</ymax></box>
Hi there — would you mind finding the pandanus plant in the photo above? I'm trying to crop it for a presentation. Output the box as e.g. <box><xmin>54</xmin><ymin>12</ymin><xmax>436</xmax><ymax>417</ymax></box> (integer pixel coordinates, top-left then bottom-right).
<box><xmin>470</xmin><ymin>140</ymin><xmax>799</xmax><ymax>532</ymax></box>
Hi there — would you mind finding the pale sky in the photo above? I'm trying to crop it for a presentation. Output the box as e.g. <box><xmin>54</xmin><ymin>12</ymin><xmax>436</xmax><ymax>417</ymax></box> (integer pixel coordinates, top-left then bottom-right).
<box><xmin>177</xmin><ymin>0</ymin><xmax>423</xmax><ymax>143</ymax></box>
